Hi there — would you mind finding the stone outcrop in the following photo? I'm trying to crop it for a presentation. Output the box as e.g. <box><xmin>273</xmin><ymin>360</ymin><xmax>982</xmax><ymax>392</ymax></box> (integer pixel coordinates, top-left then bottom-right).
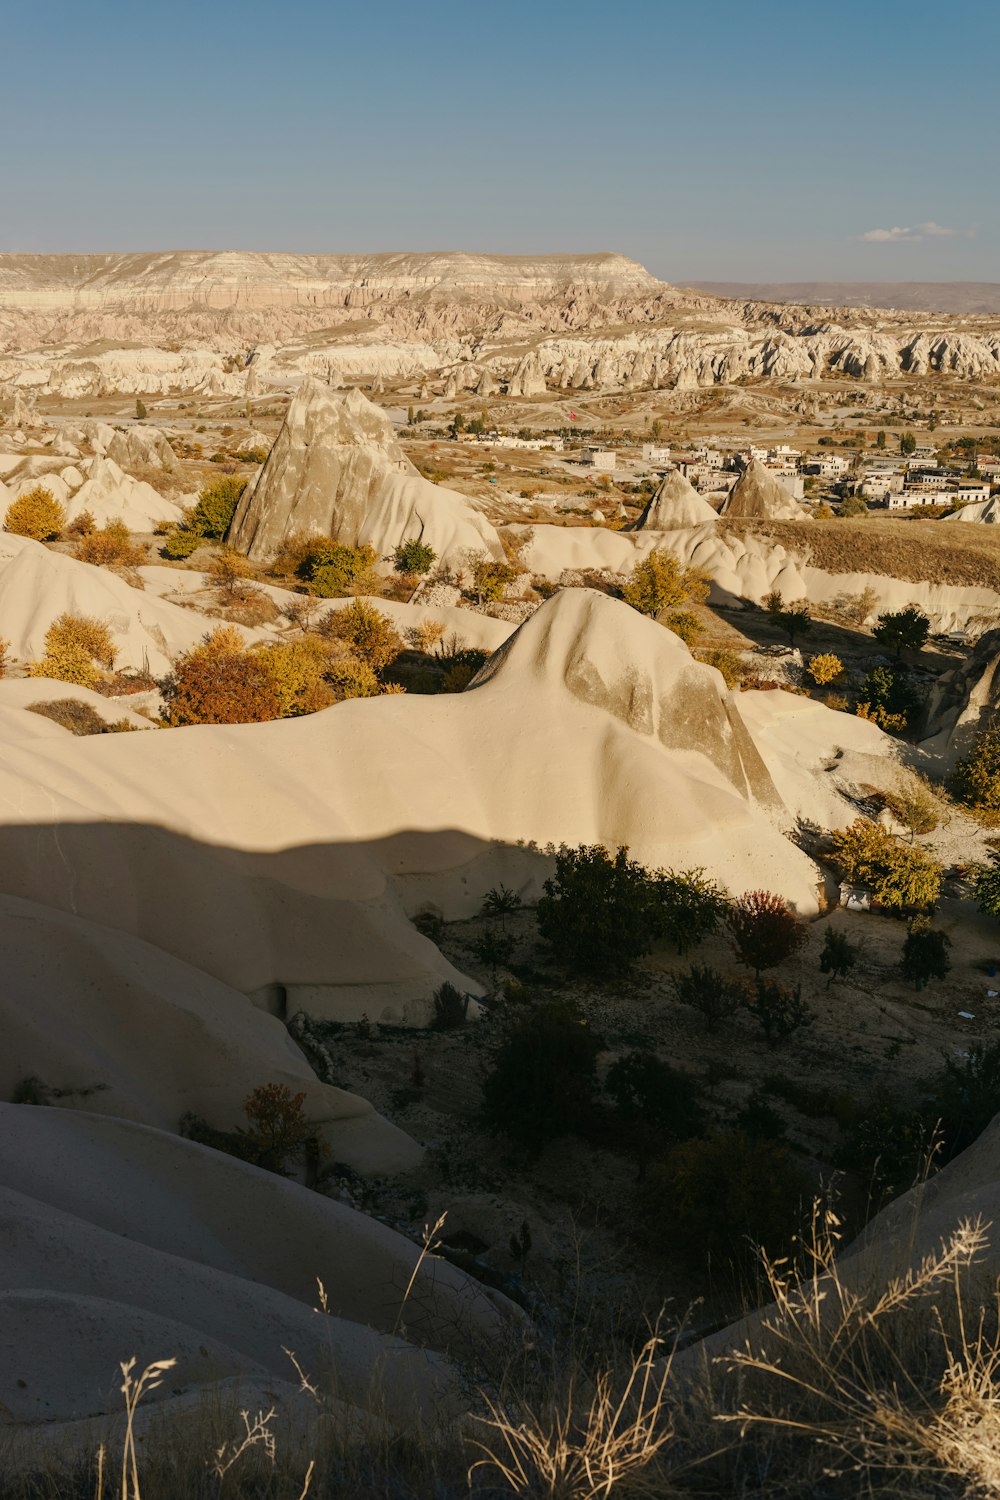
<box><xmin>228</xmin><ymin>379</ymin><xmax>505</xmax><ymax>565</ymax></box>
<box><xmin>719</xmin><ymin>460</ymin><xmax>809</xmax><ymax>521</ymax></box>
<box><xmin>632</xmin><ymin>469</ymin><xmax>719</xmax><ymax>530</ymax></box>
<box><xmin>918</xmin><ymin>627</ymin><xmax>1000</xmax><ymax>761</ymax></box>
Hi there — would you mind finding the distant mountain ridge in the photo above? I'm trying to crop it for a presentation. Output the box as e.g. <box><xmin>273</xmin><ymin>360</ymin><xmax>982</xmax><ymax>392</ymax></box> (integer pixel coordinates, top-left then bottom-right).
<box><xmin>686</xmin><ymin>282</ymin><xmax>1000</xmax><ymax>315</ymax></box>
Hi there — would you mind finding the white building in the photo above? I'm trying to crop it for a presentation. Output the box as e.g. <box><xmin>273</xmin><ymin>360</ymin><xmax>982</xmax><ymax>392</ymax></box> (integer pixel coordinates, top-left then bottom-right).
<box><xmin>586</xmin><ymin>448</ymin><xmax>617</xmax><ymax>472</ymax></box>
<box><xmin>804</xmin><ymin>454</ymin><xmax>850</xmax><ymax>478</ymax></box>
<box><xmin>862</xmin><ymin>472</ymin><xmax>905</xmax><ymax>500</ymax></box>
<box><xmin>641</xmin><ymin>443</ymin><xmax>672</xmax><ymax>466</ymax></box>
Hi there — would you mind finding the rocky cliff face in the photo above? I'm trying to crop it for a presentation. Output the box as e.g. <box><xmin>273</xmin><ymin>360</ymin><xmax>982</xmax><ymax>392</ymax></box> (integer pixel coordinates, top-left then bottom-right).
<box><xmin>2</xmin><ymin>250</ymin><xmax>1000</xmax><ymax>395</ymax></box>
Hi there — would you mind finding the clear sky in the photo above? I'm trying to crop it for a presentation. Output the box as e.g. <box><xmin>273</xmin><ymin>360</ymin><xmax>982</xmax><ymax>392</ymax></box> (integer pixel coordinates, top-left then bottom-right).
<box><xmin>3</xmin><ymin>0</ymin><xmax>996</xmax><ymax>283</ymax></box>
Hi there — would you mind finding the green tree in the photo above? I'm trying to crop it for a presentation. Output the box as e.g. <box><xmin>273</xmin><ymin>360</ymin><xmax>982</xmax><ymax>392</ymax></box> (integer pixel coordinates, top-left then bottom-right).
<box><xmin>673</xmin><ymin>964</ymin><xmax>743</xmax><ymax>1030</ymax></box>
<box><xmin>536</xmin><ymin>845</ymin><xmax>663</xmax><ymax>976</ymax></box>
<box><xmin>900</xmin><ymin>917</ymin><xmax>951</xmax><ymax>990</ymax></box>
<box><xmin>620</xmin><ymin>549</ymin><xmax>709</xmax><ymax>619</ymax></box>
<box><xmin>818</xmin><ymin>926</ymin><xmax>859</xmax><ymax>986</ymax></box>
<box><xmin>873</xmin><ymin>606</ymin><xmax>930</xmax><ymax>659</ymax></box>
<box><xmin>839</xmin><ymin>495</ymin><xmax>869</xmax><ymax>518</ymax></box>
<box><xmin>655</xmin><ymin>868</ymin><xmax>729</xmax><ymax>953</ymax></box>
<box><xmin>482</xmin><ymin>1002</ymin><xmax>603</xmax><ymax>1149</ymax></box>
<box><xmin>952</xmin><ymin>726</ymin><xmax>1000</xmax><ymax>810</ymax></box>
<box><xmin>189</xmin><ymin>476</ymin><xmax>248</xmax><ymax>540</ymax></box>
<box><xmin>135</xmin><ymin>398</ymin><xmax>147</xmax><ymax>420</ymax></box>
<box><xmin>645</xmin><ymin>1130</ymin><xmax>808</xmax><ymax>1280</ymax></box>
<box><xmin>830</xmin><ymin>819</ymin><xmax>942</xmax><ymax>912</ymax></box>
<box><xmin>394</xmin><ymin>538</ymin><xmax>437</xmax><ymax>575</ymax></box>
<box><xmin>876</xmin><ymin>430</ymin><xmax>886</xmax><ymax>449</ymax></box>
<box><xmin>974</xmin><ymin>851</ymin><xmax>1000</xmax><ymax>917</ymax></box>
<box><xmin>899</xmin><ymin>431</ymin><xmax>917</xmax><ymax>456</ymax></box>
<box><xmin>764</xmin><ymin>590</ymin><xmax>812</xmax><ymax>645</ymax></box>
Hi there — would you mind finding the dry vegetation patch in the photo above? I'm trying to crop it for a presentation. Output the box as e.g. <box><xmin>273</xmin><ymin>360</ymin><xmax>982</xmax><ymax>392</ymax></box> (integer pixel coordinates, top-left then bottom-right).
<box><xmin>721</xmin><ymin>518</ymin><xmax>1000</xmax><ymax>592</ymax></box>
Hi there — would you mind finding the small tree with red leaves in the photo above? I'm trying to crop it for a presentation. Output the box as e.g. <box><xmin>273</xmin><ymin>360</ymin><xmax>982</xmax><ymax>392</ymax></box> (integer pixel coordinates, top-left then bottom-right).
<box><xmin>728</xmin><ymin>890</ymin><xmax>807</xmax><ymax>977</ymax></box>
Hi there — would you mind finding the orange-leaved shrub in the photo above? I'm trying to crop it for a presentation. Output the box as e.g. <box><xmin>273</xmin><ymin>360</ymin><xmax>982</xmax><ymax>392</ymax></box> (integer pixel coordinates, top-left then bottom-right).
<box><xmin>319</xmin><ymin>600</ymin><xmax>404</xmax><ymax>670</ymax></box>
<box><xmin>251</xmin><ymin>637</ymin><xmax>334</xmax><ymax>716</ymax></box>
<box><xmin>162</xmin><ymin>626</ymin><xmax>282</xmax><ymax>725</ymax></box>
<box><xmin>77</xmin><ymin>517</ymin><xmax>145</xmax><ymax>568</ymax></box>
<box><xmin>5</xmin><ymin>485</ymin><xmax>66</xmax><ymax>541</ymax></box>
<box><xmin>26</xmin><ymin>613</ymin><xmax>117</xmax><ymax>687</ymax></box>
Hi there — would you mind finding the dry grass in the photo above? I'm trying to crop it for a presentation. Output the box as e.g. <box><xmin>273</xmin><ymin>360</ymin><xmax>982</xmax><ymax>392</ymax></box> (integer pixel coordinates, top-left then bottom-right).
<box><xmin>720</xmin><ymin>517</ymin><xmax>1000</xmax><ymax>592</ymax></box>
<box><xmin>10</xmin><ymin>1207</ymin><xmax>1000</xmax><ymax>1500</ymax></box>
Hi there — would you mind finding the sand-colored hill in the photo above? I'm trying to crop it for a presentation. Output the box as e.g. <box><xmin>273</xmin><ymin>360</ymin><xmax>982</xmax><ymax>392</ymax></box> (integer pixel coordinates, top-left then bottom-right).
<box><xmin>228</xmin><ymin>379</ymin><xmax>505</xmax><ymax>566</ymax></box>
<box><xmin>0</xmin><ymin>533</ymin><xmax>242</xmax><ymax>674</ymax></box>
<box><xmin>719</xmin><ymin>459</ymin><xmax>809</xmax><ymax>522</ymax></box>
<box><xmin>0</xmin><ymin>590</ymin><xmax>902</xmax><ymax>1033</ymax></box>
<box><xmin>631</xmin><ymin>468</ymin><xmax>719</xmax><ymax>530</ymax></box>
<box><xmin>0</xmin><ymin>891</ymin><xmax>416</xmax><ymax>1168</ymax></box>
<box><xmin>0</xmin><ymin>1105</ymin><xmax>509</xmax><ymax>1447</ymax></box>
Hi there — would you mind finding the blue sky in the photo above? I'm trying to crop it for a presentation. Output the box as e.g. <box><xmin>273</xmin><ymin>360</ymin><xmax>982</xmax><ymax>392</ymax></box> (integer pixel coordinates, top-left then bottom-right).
<box><xmin>2</xmin><ymin>0</ymin><xmax>996</xmax><ymax>282</ymax></box>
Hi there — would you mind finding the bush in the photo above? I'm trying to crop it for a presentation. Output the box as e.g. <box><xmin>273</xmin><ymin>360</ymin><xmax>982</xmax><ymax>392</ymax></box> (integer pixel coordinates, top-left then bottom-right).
<box><xmin>695</xmin><ymin>647</ymin><xmax>744</xmax><ymax>689</ymax></box>
<box><xmin>161</xmin><ymin>528</ymin><xmax>204</xmax><ymax>559</ymax></box>
<box><xmin>77</xmin><ymin>518</ymin><xmax>145</xmax><ymax>568</ymax></box>
<box><xmin>468</xmin><ymin>554</ymin><xmax>519</xmax><ymax>604</ymax></box>
<box><xmin>925</xmin><ymin>1041</ymin><xmax>1000</xmax><ymax>1158</ymax></box>
<box><xmin>66</xmin><ymin>509</ymin><xmax>96</xmax><ymax>538</ymax></box>
<box><xmin>394</xmin><ymin>538</ymin><xmax>436</xmax><ymax>575</ymax></box>
<box><xmin>5</xmin><ymin>485</ymin><xmax>66</xmax><ymax>541</ymax></box>
<box><xmin>884</xmin><ymin>774</ymin><xmax>941</xmax><ymax>840</ymax></box>
<box><xmin>818</xmin><ymin>926</ymin><xmax>859</xmax><ymax>985</ymax></box>
<box><xmin>645</xmin><ymin>1129</ymin><xmax>808</xmax><ymax>1278</ymax></box>
<box><xmin>830</xmin><ymin>819</ymin><xmax>942</xmax><ymax>912</ymax></box>
<box><xmin>657</xmin><ymin>868</ymin><xmax>729</xmax><ymax>953</ymax></box>
<box><xmin>482</xmin><ymin>1002</ymin><xmax>603</xmax><ymax>1150</ymax></box>
<box><xmin>873</xmin><ymin>605</ymin><xmax>930</xmax><ymax>658</ymax></box>
<box><xmin>673</xmin><ymin>964</ymin><xmax>743</xmax><ymax>1030</ymax></box>
<box><xmin>536</xmin><ymin>845</ymin><xmax>663</xmax><ymax>977</ymax></box>
<box><xmin>620</xmin><ymin>549</ymin><xmax>709</xmax><ymax>618</ymax></box>
<box><xmin>189</xmin><ymin>476</ymin><xmax>247</xmax><ymax>539</ymax></box>
<box><xmin>430</xmin><ymin>982</ymin><xmax>469</xmax><ymax>1031</ymax></box>
<box><xmin>324</xmin><ymin>658</ymin><xmax>381</xmax><ymax>701</ymax></box>
<box><xmin>974</xmin><ymin>851</ymin><xmax>1000</xmax><ymax>918</ymax></box>
<box><xmin>742</xmin><ymin>977</ymin><xmax>813</xmax><ymax>1046</ymax></box>
<box><xmin>252</xmin><ymin>637</ymin><xmax>334</xmax><ymax>716</ymax></box>
<box><xmin>242</xmin><ymin>1083</ymin><xmax>309</xmax><ymax>1168</ymax></box>
<box><xmin>605</xmin><ymin>1050</ymin><xmax>703</xmax><ymax>1142</ymax></box>
<box><xmin>807</xmin><ymin>653</ymin><xmax>843</xmax><ymax>687</ymax></box>
<box><xmin>26</xmin><ymin>698</ymin><xmax>113</xmax><ymax>735</ymax></box>
<box><xmin>300</xmin><ymin>539</ymin><xmax>381</xmax><ymax>597</ymax></box>
<box><xmin>728</xmin><ymin>890</ymin><xmax>807</xmax><ymax>976</ymax></box>
<box><xmin>952</xmin><ymin>726</ymin><xmax>1000</xmax><ymax>811</ymax></box>
<box><xmin>161</xmin><ymin>626</ymin><xmax>281</xmax><ymax>725</ymax></box>
<box><xmin>663</xmin><ymin>609</ymin><xmax>702</xmax><ymax>646</ymax></box>
<box><xmin>900</xmin><ymin>917</ymin><xmax>951</xmax><ymax>989</ymax></box>
<box><xmin>26</xmin><ymin>612</ymin><xmax>116</xmax><ymax>687</ymax></box>
<box><xmin>320</xmin><ymin>600</ymin><xmax>403</xmax><ymax>671</ymax></box>
<box><xmin>855</xmin><ymin>664</ymin><xmax>918</xmax><ymax>733</ymax></box>
<box><xmin>207</xmin><ymin>548</ymin><xmax>253</xmax><ymax>595</ymax></box>
<box><xmin>0</xmin><ymin>636</ymin><xmax>7</xmax><ymax>677</ymax></box>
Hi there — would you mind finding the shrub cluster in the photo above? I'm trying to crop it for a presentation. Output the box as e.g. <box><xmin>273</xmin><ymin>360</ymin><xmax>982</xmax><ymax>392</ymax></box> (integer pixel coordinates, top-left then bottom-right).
<box><xmin>536</xmin><ymin>845</ymin><xmax>728</xmax><ymax>977</ymax></box>
<box><xmin>26</xmin><ymin>613</ymin><xmax>117</xmax><ymax>687</ymax></box>
<box><xmin>4</xmin><ymin>485</ymin><xmax>66</xmax><ymax>541</ymax></box>
<box><xmin>830</xmin><ymin>819</ymin><xmax>942</xmax><ymax>912</ymax></box>
<box><xmin>161</xmin><ymin>607</ymin><xmax>407</xmax><ymax>725</ymax></box>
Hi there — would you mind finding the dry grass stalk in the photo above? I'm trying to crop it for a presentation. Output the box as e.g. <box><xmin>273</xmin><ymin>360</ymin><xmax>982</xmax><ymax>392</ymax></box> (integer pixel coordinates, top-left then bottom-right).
<box><xmin>721</xmin><ymin>1207</ymin><xmax>999</xmax><ymax>1495</ymax></box>
<box><xmin>470</xmin><ymin>1328</ymin><xmax>676</xmax><ymax>1499</ymax></box>
<box><xmin>118</xmin><ymin>1356</ymin><xmax>177</xmax><ymax>1500</ymax></box>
